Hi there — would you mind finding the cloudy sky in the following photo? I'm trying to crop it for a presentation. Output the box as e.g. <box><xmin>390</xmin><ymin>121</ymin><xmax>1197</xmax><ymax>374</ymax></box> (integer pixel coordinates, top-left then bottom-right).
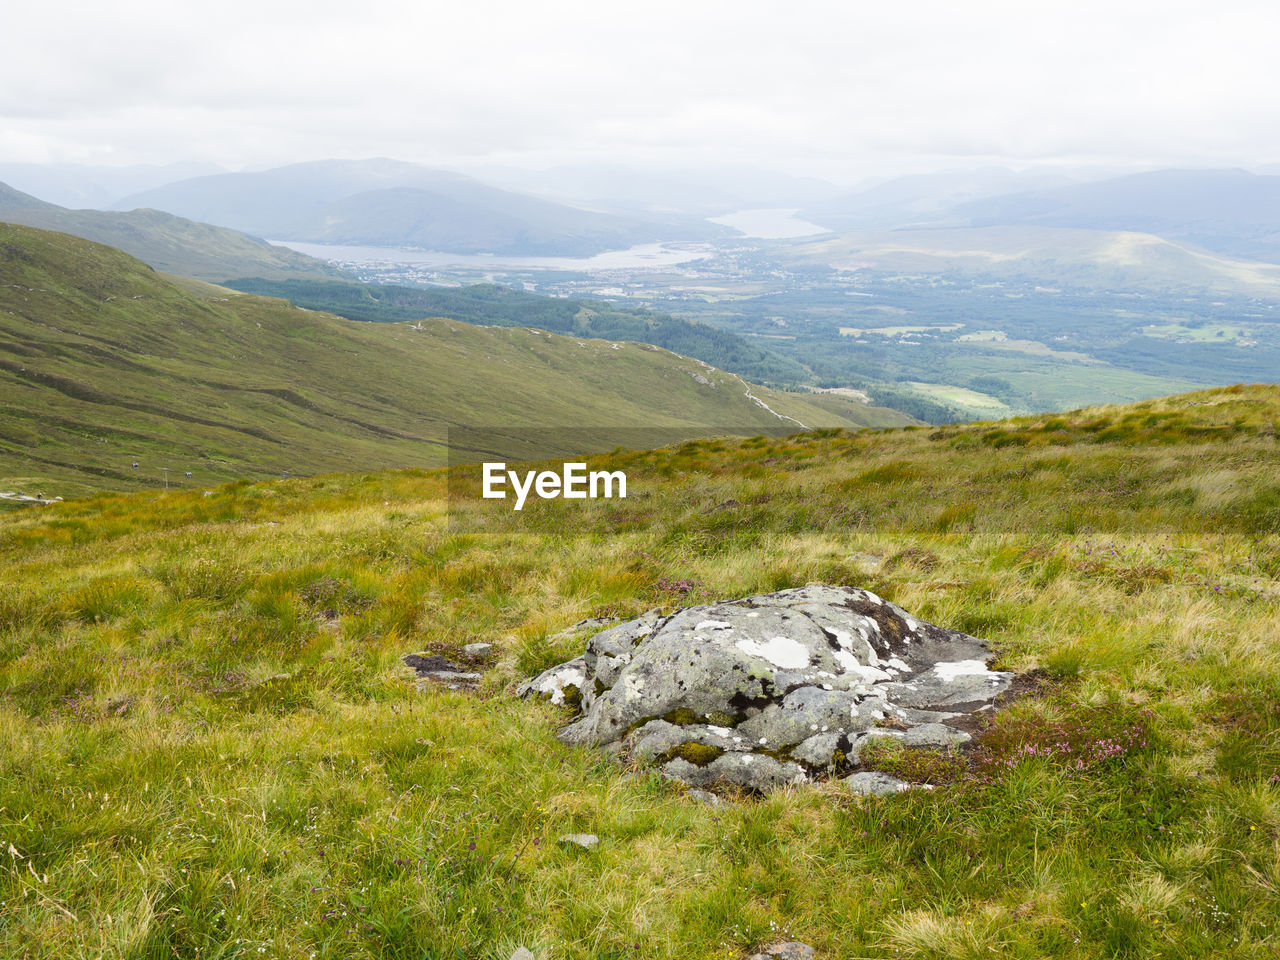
<box><xmin>5</xmin><ymin>0</ymin><xmax>1279</xmax><ymax>182</ymax></box>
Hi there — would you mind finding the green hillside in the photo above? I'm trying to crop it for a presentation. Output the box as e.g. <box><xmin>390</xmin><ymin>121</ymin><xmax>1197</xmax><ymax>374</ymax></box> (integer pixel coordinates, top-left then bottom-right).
<box><xmin>0</xmin><ymin>183</ymin><xmax>346</xmax><ymax>281</ymax></box>
<box><xmin>224</xmin><ymin>277</ymin><xmax>812</xmax><ymax>385</ymax></box>
<box><xmin>1</xmin><ymin>383</ymin><xmax>1277</xmax><ymax>957</ymax></box>
<box><xmin>0</xmin><ymin>224</ymin><xmax>909</xmax><ymax>498</ymax></box>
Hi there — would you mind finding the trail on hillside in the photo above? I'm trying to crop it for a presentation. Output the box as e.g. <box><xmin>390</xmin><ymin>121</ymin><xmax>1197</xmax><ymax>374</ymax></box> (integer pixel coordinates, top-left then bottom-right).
<box><xmin>733</xmin><ymin>374</ymin><xmax>810</xmax><ymax>429</ymax></box>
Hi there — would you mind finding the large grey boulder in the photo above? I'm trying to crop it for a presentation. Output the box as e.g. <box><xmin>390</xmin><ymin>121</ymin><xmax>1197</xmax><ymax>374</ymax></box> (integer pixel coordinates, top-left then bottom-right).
<box><xmin>519</xmin><ymin>585</ymin><xmax>1013</xmax><ymax>791</ymax></box>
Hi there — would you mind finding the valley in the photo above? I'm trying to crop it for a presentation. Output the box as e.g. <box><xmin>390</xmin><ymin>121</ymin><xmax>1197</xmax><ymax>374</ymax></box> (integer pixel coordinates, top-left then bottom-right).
<box><xmin>280</xmin><ymin>226</ymin><xmax>1278</xmax><ymax>421</ymax></box>
<box><xmin>0</xmin><ymin>224</ymin><xmax>905</xmax><ymax>499</ymax></box>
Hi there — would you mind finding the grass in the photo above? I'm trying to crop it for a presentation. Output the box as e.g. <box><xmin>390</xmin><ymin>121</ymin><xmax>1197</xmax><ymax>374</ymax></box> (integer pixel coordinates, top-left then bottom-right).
<box><xmin>0</xmin><ymin>224</ymin><xmax>907</xmax><ymax>498</ymax></box>
<box><xmin>1142</xmin><ymin>322</ymin><xmax>1261</xmax><ymax>344</ymax></box>
<box><xmin>0</xmin><ymin>383</ymin><xmax>1278</xmax><ymax>957</ymax></box>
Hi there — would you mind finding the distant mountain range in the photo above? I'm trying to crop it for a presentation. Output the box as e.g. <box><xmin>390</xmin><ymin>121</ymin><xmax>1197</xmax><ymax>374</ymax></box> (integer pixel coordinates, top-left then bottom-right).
<box><xmin>938</xmin><ymin>168</ymin><xmax>1280</xmax><ymax>262</ymax></box>
<box><xmin>805</xmin><ymin>167</ymin><xmax>1280</xmax><ymax>265</ymax></box>
<box><xmin>472</xmin><ymin>162</ymin><xmax>842</xmax><ymax>216</ymax></box>
<box><xmin>0</xmin><ymin>160</ymin><xmax>225</xmax><ymax>210</ymax></box>
<box><xmin>780</xmin><ymin>224</ymin><xmax>1280</xmax><ymax>296</ymax></box>
<box><xmin>802</xmin><ymin>167</ymin><xmax>1083</xmax><ymax>231</ymax></box>
<box><xmin>0</xmin><ymin>181</ymin><xmax>343</xmax><ymax>281</ymax></box>
<box><xmin>113</xmin><ymin>158</ymin><xmax>733</xmax><ymax>255</ymax></box>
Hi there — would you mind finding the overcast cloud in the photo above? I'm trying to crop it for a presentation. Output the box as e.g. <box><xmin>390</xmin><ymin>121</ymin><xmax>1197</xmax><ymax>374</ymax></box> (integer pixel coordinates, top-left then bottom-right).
<box><xmin>5</xmin><ymin>0</ymin><xmax>1279</xmax><ymax>182</ymax></box>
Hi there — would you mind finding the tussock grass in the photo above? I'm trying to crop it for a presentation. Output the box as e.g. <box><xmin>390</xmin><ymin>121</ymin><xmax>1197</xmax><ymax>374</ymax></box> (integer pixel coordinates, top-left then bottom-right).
<box><xmin>1</xmin><ymin>384</ymin><xmax>1279</xmax><ymax>957</ymax></box>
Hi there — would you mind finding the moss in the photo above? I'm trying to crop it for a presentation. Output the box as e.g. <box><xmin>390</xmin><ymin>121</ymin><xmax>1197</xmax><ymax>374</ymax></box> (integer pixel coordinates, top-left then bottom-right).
<box><xmin>706</xmin><ymin>710</ymin><xmax>739</xmax><ymax>727</ymax></box>
<box><xmin>667</xmin><ymin>743</ymin><xmax>724</xmax><ymax>767</ymax></box>
<box><xmin>858</xmin><ymin>739</ymin><xmax>966</xmax><ymax>784</ymax></box>
<box><xmin>663</xmin><ymin>707</ymin><xmax>701</xmax><ymax>726</ymax></box>
<box><xmin>561</xmin><ymin>683</ymin><xmax>582</xmax><ymax>712</ymax></box>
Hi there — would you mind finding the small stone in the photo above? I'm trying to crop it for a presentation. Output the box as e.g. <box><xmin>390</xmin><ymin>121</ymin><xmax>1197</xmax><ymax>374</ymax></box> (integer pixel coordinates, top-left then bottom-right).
<box><xmin>845</xmin><ymin>771</ymin><xmax>913</xmax><ymax>796</ymax></box>
<box><xmin>557</xmin><ymin>833</ymin><xmax>599</xmax><ymax>850</ymax></box>
<box><xmin>903</xmin><ymin>722</ymin><xmax>970</xmax><ymax>749</ymax></box>
<box><xmin>509</xmin><ymin>949</ymin><xmax>534</xmax><ymax>960</ymax></box>
<box><xmin>765</xmin><ymin>943</ymin><xmax>817</xmax><ymax>960</ymax></box>
<box><xmin>462</xmin><ymin>642</ymin><xmax>494</xmax><ymax>661</ymax></box>
<box><xmin>686</xmin><ymin>788</ymin><xmax>723</xmax><ymax>807</ymax></box>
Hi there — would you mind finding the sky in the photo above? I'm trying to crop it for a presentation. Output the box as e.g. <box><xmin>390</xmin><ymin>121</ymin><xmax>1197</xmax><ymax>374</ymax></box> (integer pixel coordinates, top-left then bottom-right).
<box><xmin>5</xmin><ymin>0</ymin><xmax>1280</xmax><ymax>184</ymax></box>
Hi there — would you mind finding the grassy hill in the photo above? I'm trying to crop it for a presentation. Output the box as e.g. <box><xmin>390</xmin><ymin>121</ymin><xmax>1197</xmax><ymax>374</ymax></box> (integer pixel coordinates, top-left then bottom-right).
<box><xmin>944</xmin><ymin>168</ymin><xmax>1280</xmax><ymax>264</ymax></box>
<box><xmin>0</xmin><ymin>383</ymin><xmax>1277</xmax><ymax>957</ymax></box>
<box><xmin>782</xmin><ymin>225</ymin><xmax>1280</xmax><ymax>297</ymax></box>
<box><xmin>0</xmin><ymin>183</ymin><xmax>346</xmax><ymax>281</ymax></box>
<box><xmin>0</xmin><ymin>224</ymin><xmax>908</xmax><ymax>498</ymax></box>
<box><xmin>224</xmin><ymin>277</ymin><xmax>812</xmax><ymax>386</ymax></box>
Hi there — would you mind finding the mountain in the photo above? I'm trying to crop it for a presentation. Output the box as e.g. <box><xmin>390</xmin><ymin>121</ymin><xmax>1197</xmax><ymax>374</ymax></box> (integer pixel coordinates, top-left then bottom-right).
<box><xmin>0</xmin><ymin>223</ymin><xmax>909</xmax><ymax>497</ymax></box>
<box><xmin>113</xmin><ymin>158</ymin><xmax>732</xmax><ymax>255</ymax></box>
<box><xmin>0</xmin><ymin>181</ymin><xmax>344</xmax><ymax>281</ymax></box>
<box><xmin>941</xmin><ymin>168</ymin><xmax>1280</xmax><ymax>262</ymax></box>
<box><xmin>471</xmin><ymin>162</ymin><xmax>841</xmax><ymax>216</ymax></box>
<box><xmin>0</xmin><ymin>160</ymin><xmax>226</xmax><ymax>209</ymax></box>
<box><xmin>803</xmin><ymin>167</ymin><xmax>1083</xmax><ymax>231</ymax></box>
<box><xmin>781</xmin><ymin>224</ymin><xmax>1280</xmax><ymax>296</ymax></box>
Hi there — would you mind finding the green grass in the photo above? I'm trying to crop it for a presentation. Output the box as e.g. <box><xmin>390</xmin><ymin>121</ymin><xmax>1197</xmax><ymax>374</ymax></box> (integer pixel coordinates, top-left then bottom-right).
<box><xmin>1142</xmin><ymin>322</ymin><xmax>1261</xmax><ymax>344</ymax></box>
<box><xmin>917</xmin><ymin>353</ymin><xmax>1203</xmax><ymax>420</ymax></box>
<box><xmin>0</xmin><ymin>224</ymin><xmax>909</xmax><ymax>498</ymax></box>
<box><xmin>1</xmin><ymin>383</ymin><xmax>1278</xmax><ymax>957</ymax></box>
<box><xmin>220</xmin><ymin>278</ymin><xmax>813</xmax><ymax>387</ymax></box>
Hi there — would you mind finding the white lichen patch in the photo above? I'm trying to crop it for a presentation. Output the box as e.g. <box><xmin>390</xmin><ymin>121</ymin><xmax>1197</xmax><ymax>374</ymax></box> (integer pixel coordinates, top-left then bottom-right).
<box><xmin>848</xmin><ymin>662</ymin><xmax>894</xmax><ymax>682</ymax></box>
<box><xmin>735</xmin><ymin>635</ymin><xmax>812</xmax><ymax>670</ymax></box>
<box><xmin>931</xmin><ymin>659</ymin><xmax>996</xmax><ymax>681</ymax></box>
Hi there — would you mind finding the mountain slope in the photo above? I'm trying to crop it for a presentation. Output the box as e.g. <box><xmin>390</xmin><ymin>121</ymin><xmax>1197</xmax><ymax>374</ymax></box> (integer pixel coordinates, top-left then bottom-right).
<box><xmin>803</xmin><ymin>166</ymin><xmax>1080</xmax><ymax>231</ymax></box>
<box><xmin>943</xmin><ymin>168</ymin><xmax>1280</xmax><ymax>262</ymax></box>
<box><xmin>222</xmin><ymin>277</ymin><xmax>812</xmax><ymax>385</ymax></box>
<box><xmin>0</xmin><ymin>160</ymin><xmax>226</xmax><ymax>210</ymax></box>
<box><xmin>114</xmin><ymin>158</ymin><xmax>731</xmax><ymax>255</ymax></box>
<box><xmin>0</xmin><ymin>182</ymin><xmax>344</xmax><ymax>281</ymax></box>
<box><xmin>0</xmin><ymin>224</ymin><xmax>909</xmax><ymax>497</ymax></box>
<box><xmin>781</xmin><ymin>224</ymin><xmax>1280</xmax><ymax>296</ymax></box>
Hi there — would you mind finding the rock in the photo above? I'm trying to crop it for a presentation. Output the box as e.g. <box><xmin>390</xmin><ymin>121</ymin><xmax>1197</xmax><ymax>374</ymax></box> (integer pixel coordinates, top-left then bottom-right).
<box><xmin>664</xmin><ymin>753</ymin><xmax>809</xmax><ymax>792</ymax></box>
<box><xmin>750</xmin><ymin>944</ymin><xmax>816</xmax><ymax>960</ymax></box>
<box><xmin>518</xmin><ymin>585</ymin><xmax>1014</xmax><ymax>792</ymax></box>
<box><xmin>404</xmin><ymin>653</ymin><xmax>483</xmax><ymax>690</ymax></box>
<box><xmin>462</xmin><ymin>642</ymin><xmax>494</xmax><ymax>661</ymax></box>
<box><xmin>557</xmin><ymin>833</ymin><xmax>599</xmax><ymax>850</ymax></box>
<box><xmin>509</xmin><ymin>949</ymin><xmax>534</xmax><ymax>960</ymax></box>
<box><xmin>686</xmin><ymin>788</ymin><xmax>724</xmax><ymax>807</ymax></box>
<box><xmin>516</xmin><ymin>656</ymin><xmax>588</xmax><ymax>707</ymax></box>
<box><xmin>845</xmin><ymin>771</ymin><xmax>915</xmax><ymax>796</ymax></box>
<box><xmin>790</xmin><ymin>732</ymin><xmax>849</xmax><ymax>767</ymax></box>
<box><xmin>903</xmin><ymin>722</ymin><xmax>971</xmax><ymax>749</ymax></box>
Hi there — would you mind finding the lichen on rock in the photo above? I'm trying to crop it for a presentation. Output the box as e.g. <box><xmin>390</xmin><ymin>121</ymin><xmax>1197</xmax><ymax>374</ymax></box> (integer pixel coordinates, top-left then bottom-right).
<box><xmin>518</xmin><ymin>585</ymin><xmax>1014</xmax><ymax>792</ymax></box>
